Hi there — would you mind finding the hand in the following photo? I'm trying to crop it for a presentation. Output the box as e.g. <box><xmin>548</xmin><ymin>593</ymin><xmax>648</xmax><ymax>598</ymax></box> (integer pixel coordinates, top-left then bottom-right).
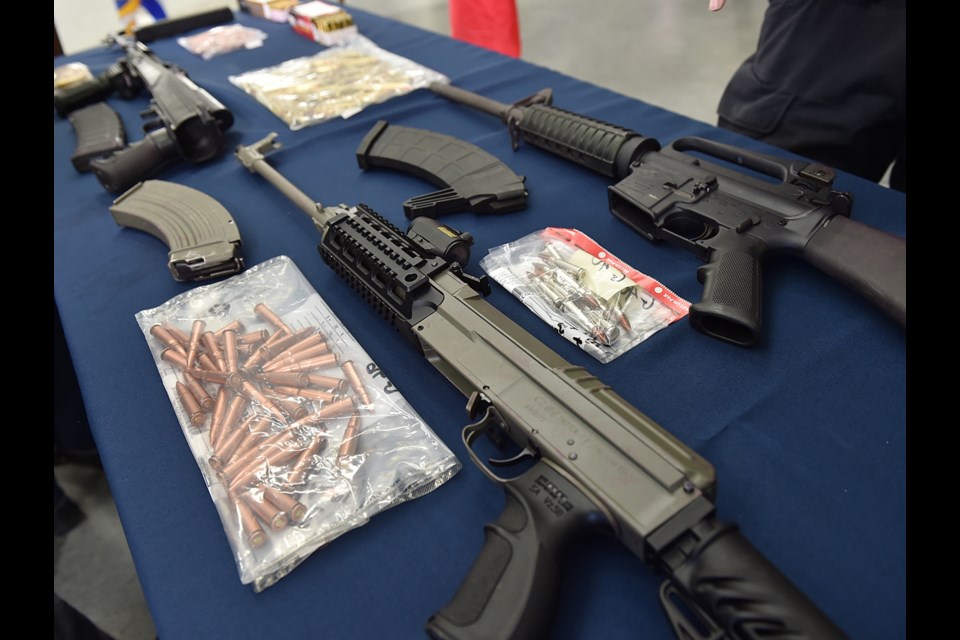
<box><xmin>709</xmin><ymin>0</ymin><xmax>727</xmax><ymax>10</ymax></box>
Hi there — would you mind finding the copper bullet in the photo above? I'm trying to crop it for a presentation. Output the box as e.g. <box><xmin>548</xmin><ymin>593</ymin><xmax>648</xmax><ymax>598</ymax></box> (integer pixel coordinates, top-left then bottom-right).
<box><xmin>215</xmin><ymin>319</ymin><xmax>244</xmax><ymax>337</ymax></box>
<box><xmin>256</xmin><ymin>328</ymin><xmax>290</xmax><ymax>355</ymax></box>
<box><xmin>260</xmin><ymin>333</ymin><xmax>326</xmax><ymax>370</ymax></box>
<box><xmin>184</xmin><ymin>375</ymin><xmax>214</xmax><ymax>411</ymax></box>
<box><xmin>274</xmin><ymin>397</ymin><xmax>308</xmax><ymax>421</ymax></box>
<box><xmin>237</xmin><ymin>343</ymin><xmax>254</xmax><ymax>359</ymax></box>
<box><xmin>341</xmin><ymin>360</ymin><xmax>372</xmax><ymax>408</ymax></box>
<box><xmin>229</xmin><ymin>420</ymin><xmax>279</xmax><ymax>465</ymax></box>
<box><xmin>239</xmin><ymin>330</ymin><xmax>269</xmax><ymax>345</ymax></box>
<box><xmin>242</xmin><ymin>329</ymin><xmax>308</xmax><ymax>370</ymax></box>
<box><xmin>223</xmin><ymin>429</ymin><xmax>296</xmax><ymax>478</ymax></box>
<box><xmin>228</xmin><ymin>444</ymin><xmax>301</xmax><ymax>490</ymax></box>
<box><xmin>175</xmin><ymin>381</ymin><xmax>205</xmax><ymax>427</ymax></box>
<box><xmin>271</xmin><ymin>353</ymin><xmax>340</xmax><ymax>373</ymax></box>
<box><xmin>254</xmin><ymin>303</ymin><xmax>291</xmax><ymax>334</ymax></box>
<box><xmin>151</xmin><ymin>324</ymin><xmax>186</xmax><ymax>355</ymax></box>
<box><xmin>215</xmin><ymin>394</ymin><xmax>249</xmax><ymax>448</ymax></box>
<box><xmin>298</xmin><ymin>396</ymin><xmax>356</xmax><ymax>424</ymax></box>
<box><xmin>238</xmin><ymin>381</ymin><xmax>286</xmax><ymax>423</ymax></box>
<box><xmin>163</xmin><ymin>323</ymin><xmax>192</xmax><ymax>348</ymax></box>
<box><xmin>271</xmin><ymin>385</ymin><xmax>336</xmax><ymax>404</ymax></box>
<box><xmin>186</xmin><ymin>368</ymin><xmax>228</xmax><ymax>385</ymax></box>
<box><xmin>336</xmin><ymin>415</ymin><xmax>361</xmax><ymax>465</ymax></box>
<box><xmin>161</xmin><ymin>348</ymin><xmax>189</xmax><ymax>370</ymax></box>
<box><xmin>233</xmin><ymin>493</ymin><xmax>266</xmax><ymax>548</ymax></box>
<box><xmin>261</xmin><ymin>485</ymin><xmax>308</xmax><ymax>522</ymax></box>
<box><xmin>256</xmin><ymin>371</ymin><xmax>312</xmax><ymax>388</ymax></box>
<box><xmin>201</xmin><ymin>331</ymin><xmax>226</xmax><ymax>371</ymax></box>
<box><xmin>287</xmin><ymin>431</ymin><xmax>328</xmax><ymax>487</ymax></box>
<box><xmin>262</xmin><ymin>343</ymin><xmax>331</xmax><ymax>372</ymax></box>
<box><xmin>243</xmin><ymin>491</ymin><xmax>288</xmax><ymax>531</ymax></box>
<box><xmin>223</xmin><ymin>329</ymin><xmax>239</xmax><ymax>373</ymax></box>
<box><xmin>209</xmin><ymin>388</ymin><xmax>230</xmax><ymax>442</ymax></box>
<box><xmin>186</xmin><ymin>320</ymin><xmax>205</xmax><ymax>369</ymax></box>
<box><xmin>211</xmin><ymin>416</ymin><xmax>269</xmax><ymax>469</ymax></box>
<box><xmin>198</xmin><ymin>353</ymin><xmax>219</xmax><ymax>372</ymax></box>
<box><xmin>305</xmin><ymin>374</ymin><xmax>350</xmax><ymax>394</ymax></box>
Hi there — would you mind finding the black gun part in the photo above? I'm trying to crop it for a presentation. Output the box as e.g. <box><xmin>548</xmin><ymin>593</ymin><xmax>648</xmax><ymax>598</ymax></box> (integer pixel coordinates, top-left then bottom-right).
<box><xmin>109</xmin><ymin>180</ymin><xmax>244</xmax><ymax>282</ymax></box>
<box><xmin>430</xmin><ymin>82</ymin><xmax>906</xmax><ymax>346</ymax></box>
<box><xmin>356</xmin><ymin>120</ymin><xmax>528</xmax><ymax>219</ymax></box>
<box><xmin>67</xmin><ymin>102</ymin><xmax>127</xmax><ymax>172</ymax></box>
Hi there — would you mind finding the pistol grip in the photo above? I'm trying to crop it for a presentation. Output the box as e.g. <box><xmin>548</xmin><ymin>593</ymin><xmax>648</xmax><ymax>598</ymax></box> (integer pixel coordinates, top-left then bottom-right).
<box><xmin>91</xmin><ymin>128</ymin><xmax>179</xmax><ymax>193</ymax></box>
<box><xmin>690</xmin><ymin>236</ymin><xmax>765</xmax><ymax>346</ymax></box>
<box><xmin>426</xmin><ymin>462</ymin><xmax>604</xmax><ymax>640</ymax></box>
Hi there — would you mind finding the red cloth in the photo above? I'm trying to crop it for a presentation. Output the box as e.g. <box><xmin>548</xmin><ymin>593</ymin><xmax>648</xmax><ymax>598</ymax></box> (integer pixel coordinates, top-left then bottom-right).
<box><xmin>449</xmin><ymin>0</ymin><xmax>521</xmax><ymax>57</ymax></box>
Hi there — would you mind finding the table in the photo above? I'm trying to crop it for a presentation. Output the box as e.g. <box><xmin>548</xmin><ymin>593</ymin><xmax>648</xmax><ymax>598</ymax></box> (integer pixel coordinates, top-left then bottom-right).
<box><xmin>53</xmin><ymin>9</ymin><xmax>906</xmax><ymax>639</ymax></box>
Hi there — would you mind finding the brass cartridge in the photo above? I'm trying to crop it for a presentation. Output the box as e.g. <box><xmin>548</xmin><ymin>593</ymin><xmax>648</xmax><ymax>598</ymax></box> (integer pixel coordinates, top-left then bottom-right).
<box><xmin>271</xmin><ymin>353</ymin><xmax>340</xmax><ymax>373</ymax></box>
<box><xmin>261</xmin><ymin>485</ymin><xmax>308</xmax><ymax>522</ymax></box>
<box><xmin>287</xmin><ymin>431</ymin><xmax>328</xmax><ymax>487</ymax></box>
<box><xmin>233</xmin><ymin>494</ymin><xmax>266</xmax><ymax>548</ymax></box>
<box><xmin>305</xmin><ymin>374</ymin><xmax>350</xmax><ymax>394</ymax></box>
<box><xmin>238</xmin><ymin>380</ymin><xmax>286</xmax><ymax>423</ymax></box>
<box><xmin>175</xmin><ymin>381</ymin><xmax>205</xmax><ymax>427</ymax></box>
<box><xmin>341</xmin><ymin>360</ymin><xmax>372</xmax><ymax>408</ymax></box>
<box><xmin>239</xmin><ymin>329</ymin><xmax>269</xmax><ymax>345</ymax></box>
<box><xmin>262</xmin><ymin>343</ymin><xmax>331</xmax><ymax>372</ymax></box>
<box><xmin>186</xmin><ymin>319</ymin><xmax>205</xmax><ymax>368</ymax></box>
<box><xmin>272</xmin><ymin>385</ymin><xmax>336</xmax><ymax>404</ymax></box>
<box><xmin>274</xmin><ymin>397</ymin><xmax>308</xmax><ymax>421</ymax></box>
<box><xmin>336</xmin><ymin>415</ymin><xmax>361</xmax><ymax>465</ymax></box>
<box><xmin>197</xmin><ymin>353</ymin><xmax>219</xmax><ymax>372</ymax></box>
<box><xmin>242</xmin><ymin>491</ymin><xmax>288</xmax><ymax>531</ymax></box>
<box><xmin>151</xmin><ymin>324</ymin><xmax>187</xmax><ymax>355</ymax></box>
<box><xmin>209</xmin><ymin>388</ymin><xmax>231</xmax><ymax>442</ymax></box>
<box><xmin>254</xmin><ymin>303</ymin><xmax>291</xmax><ymax>334</ymax></box>
<box><xmin>201</xmin><ymin>331</ymin><xmax>226</xmax><ymax>371</ymax></box>
<box><xmin>163</xmin><ymin>323</ymin><xmax>191</xmax><ymax>347</ymax></box>
<box><xmin>215</xmin><ymin>319</ymin><xmax>244</xmax><ymax>337</ymax></box>
<box><xmin>299</xmin><ymin>396</ymin><xmax>356</xmax><ymax>423</ymax></box>
<box><xmin>256</xmin><ymin>371</ymin><xmax>312</xmax><ymax>388</ymax></box>
<box><xmin>184</xmin><ymin>375</ymin><xmax>214</xmax><ymax>411</ymax></box>
<box><xmin>186</xmin><ymin>368</ymin><xmax>228</xmax><ymax>385</ymax></box>
<box><xmin>211</xmin><ymin>415</ymin><xmax>269</xmax><ymax>469</ymax></box>
<box><xmin>161</xmin><ymin>348</ymin><xmax>190</xmax><ymax>370</ymax></box>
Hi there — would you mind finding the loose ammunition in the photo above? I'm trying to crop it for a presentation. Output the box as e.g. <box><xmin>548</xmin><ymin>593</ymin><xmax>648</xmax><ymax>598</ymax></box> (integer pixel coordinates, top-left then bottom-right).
<box><xmin>209</xmin><ymin>388</ymin><xmax>231</xmax><ymax>442</ymax></box>
<box><xmin>230</xmin><ymin>420</ymin><xmax>279</xmax><ymax>463</ymax></box>
<box><xmin>223</xmin><ymin>329</ymin><xmax>239</xmax><ymax>373</ymax></box>
<box><xmin>261</xmin><ymin>485</ymin><xmax>308</xmax><ymax>522</ymax></box>
<box><xmin>163</xmin><ymin>323</ymin><xmax>192</xmax><ymax>347</ymax></box>
<box><xmin>228</xmin><ymin>444</ymin><xmax>301</xmax><ymax>490</ymax></box>
<box><xmin>175</xmin><ymin>381</ymin><xmax>205</xmax><ymax>427</ymax></box>
<box><xmin>299</xmin><ymin>396</ymin><xmax>356</xmax><ymax>423</ymax></box>
<box><xmin>233</xmin><ymin>494</ymin><xmax>266</xmax><ymax>548</ymax></box>
<box><xmin>238</xmin><ymin>380</ymin><xmax>286</xmax><ymax>423</ymax></box>
<box><xmin>211</xmin><ymin>415</ymin><xmax>269</xmax><ymax>469</ymax></box>
<box><xmin>186</xmin><ymin>368</ymin><xmax>229</xmax><ymax>385</ymax></box>
<box><xmin>198</xmin><ymin>353</ymin><xmax>219</xmax><ymax>372</ymax></box>
<box><xmin>274</xmin><ymin>397</ymin><xmax>308</xmax><ymax>421</ymax></box>
<box><xmin>336</xmin><ymin>415</ymin><xmax>361</xmax><ymax>466</ymax></box>
<box><xmin>244</xmin><ymin>330</ymin><xmax>309</xmax><ymax>370</ymax></box>
<box><xmin>271</xmin><ymin>352</ymin><xmax>340</xmax><ymax>373</ymax></box>
<box><xmin>242</xmin><ymin>491</ymin><xmax>289</xmax><ymax>531</ymax></box>
<box><xmin>256</xmin><ymin>371</ymin><xmax>312</xmax><ymax>388</ymax></box>
<box><xmin>151</xmin><ymin>324</ymin><xmax>187</xmax><ymax>355</ymax></box>
<box><xmin>201</xmin><ymin>331</ymin><xmax>226</xmax><ymax>371</ymax></box>
<box><xmin>342</xmin><ymin>360</ymin><xmax>373</xmax><ymax>408</ymax></box>
<box><xmin>239</xmin><ymin>329</ymin><xmax>269</xmax><ymax>345</ymax></box>
<box><xmin>184</xmin><ymin>375</ymin><xmax>214</xmax><ymax>411</ymax></box>
<box><xmin>215</xmin><ymin>319</ymin><xmax>244</xmax><ymax>337</ymax></box>
<box><xmin>255</xmin><ymin>303</ymin><xmax>292</xmax><ymax>334</ymax></box>
<box><xmin>262</xmin><ymin>343</ymin><xmax>331</xmax><ymax>372</ymax></box>
<box><xmin>305</xmin><ymin>374</ymin><xmax>350</xmax><ymax>394</ymax></box>
<box><xmin>186</xmin><ymin>319</ymin><xmax>205</xmax><ymax>368</ymax></box>
<box><xmin>224</xmin><ymin>429</ymin><xmax>297</xmax><ymax>476</ymax></box>
<box><xmin>216</xmin><ymin>394</ymin><xmax>250</xmax><ymax>448</ymax></box>
<box><xmin>256</xmin><ymin>328</ymin><xmax>291</xmax><ymax>354</ymax></box>
<box><xmin>287</xmin><ymin>431</ymin><xmax>328</xmax><ymax>487</ymax></box>
<box><xmin>237</xmin><ymin>343</ymin><xmax>254</xmax><ymax>358</ymax></box>
<box><xmin>161</xmin><ymin>348</ymin><xmax>190</xmax><ymax>370</ymax></box>
<box><xmin>271</xmin><ymin>384</ymin><xmax>336</xmax><ymax>403</ymax></box>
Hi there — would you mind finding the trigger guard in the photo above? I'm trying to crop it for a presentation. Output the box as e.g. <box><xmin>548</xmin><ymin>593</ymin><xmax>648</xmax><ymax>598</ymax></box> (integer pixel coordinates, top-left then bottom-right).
<box><xmin>462</xmin><ymin>405</ymin><xmax>535</xmax><ymax>484</ymax></box>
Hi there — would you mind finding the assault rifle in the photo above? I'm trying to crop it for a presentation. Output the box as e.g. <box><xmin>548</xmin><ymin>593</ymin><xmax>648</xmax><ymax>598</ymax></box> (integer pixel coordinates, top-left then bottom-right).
<box><xmin>236</xmin><ymin>133</ymin><xmax>846</xmax><ymax>639</ymax></box>
<box><xmin>430</xmin><ymin>83</ymin><xmax>906</xmax><ymax>346</ymax></box>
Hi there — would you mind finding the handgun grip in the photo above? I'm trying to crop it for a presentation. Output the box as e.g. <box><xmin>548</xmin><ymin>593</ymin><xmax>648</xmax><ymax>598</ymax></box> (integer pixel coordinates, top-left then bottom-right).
<box><xmin>54</xmin><ymin>75</ymin><xmax>115</xmax><ymax>118</ymax></box>
<box><xmin>690</xmin><ymin>234</ymin><xmax>765</xmax><ymax>346</ymax></box>
<box><xmin>426</xmin><ymin>462</ymin><xmax>602</xmax><ymax>640</ymax></box>
<box><xmin>804</xmin><ymin>215</ymin><xmax>906</xmax><ymax>327</ymax></box>
<box><xmin>91</xmin><ymin>128</ymin><xmax>179</xmax><ymax>193</ymax></box>
<box><xmin>662</xmin><ymin>517</ymin><xmax>847</xmax><ymax>639</ymax></box>
<box><xmin>519</xmin><ymin>104</ymin><xmax>660</xmax><ymax>179</ymax></box>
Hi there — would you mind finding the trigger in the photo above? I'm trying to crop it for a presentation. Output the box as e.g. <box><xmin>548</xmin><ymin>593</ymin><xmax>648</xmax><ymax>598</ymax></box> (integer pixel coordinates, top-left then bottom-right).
<box><xmin>489</xmin><ymin>447</ymin><xmax>537</xmax><ymax>468</ymax></box>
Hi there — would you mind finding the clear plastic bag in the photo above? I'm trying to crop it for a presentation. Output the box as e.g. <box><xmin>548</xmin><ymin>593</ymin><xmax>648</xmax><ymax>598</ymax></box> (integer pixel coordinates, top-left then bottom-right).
<box><xmin>228</xmin><ymin>34</ymin><xmax>449</xmax><ymax>129</ymax></box>
<box><xmin>136</xmin><ymin>256</ymin><xmax>460</xmax><ymax>590</ymax></box>
<box><xmin>178</xmin><ymin>24</ymin><xmax>268</xmax><ymax>60</ymax></box>
<box><xmin>480</xmin><ymin>228</ymin><xmax>690</xmax><ymax>362</ymax></box>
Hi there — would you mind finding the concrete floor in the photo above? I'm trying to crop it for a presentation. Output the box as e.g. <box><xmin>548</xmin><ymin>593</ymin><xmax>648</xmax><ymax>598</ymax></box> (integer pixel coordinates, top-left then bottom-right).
<box><xmin>53</xmin><ymin>3</ymin><xmax>765</xmax><ymax>638</ymax></box>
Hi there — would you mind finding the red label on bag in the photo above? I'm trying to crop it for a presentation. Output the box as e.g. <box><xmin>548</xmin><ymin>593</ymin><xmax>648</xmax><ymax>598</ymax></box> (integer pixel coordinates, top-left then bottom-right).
<box><xmin>541</xmin><ymin>227</ymin><xmax>690</xmax><ymax>319</ymax></box>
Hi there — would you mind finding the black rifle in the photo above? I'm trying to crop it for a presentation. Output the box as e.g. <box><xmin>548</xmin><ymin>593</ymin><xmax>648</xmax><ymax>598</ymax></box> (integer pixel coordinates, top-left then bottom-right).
<box><xmin>54</xmin><ymin>36</ymin><xmax>234</xmax><ymax>193</ymax></box>
<box><xmin>430</xmin><ymin>83</ymin><xmax>906</xmax><ymax>346</ymax></box>
<box><xmin>236</xmin><ymin>133</ymin><xmax>846</xmax><ymax>640</ymax></box>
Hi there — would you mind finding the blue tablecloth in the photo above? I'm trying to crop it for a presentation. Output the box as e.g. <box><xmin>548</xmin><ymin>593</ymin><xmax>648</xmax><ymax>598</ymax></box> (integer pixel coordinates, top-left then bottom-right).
<box><xmin>53</xmin><ymin>9</ymin><xmax>906</xmax><ymax>640</ymax></box>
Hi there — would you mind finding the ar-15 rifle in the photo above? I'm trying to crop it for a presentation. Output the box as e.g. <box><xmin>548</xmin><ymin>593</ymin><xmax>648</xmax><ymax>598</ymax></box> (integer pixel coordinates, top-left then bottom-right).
<box><xmin>54</xmin><ymin>35</ymin><xmax>233</xmax><ymax>193</ymax></box>
<box><xmin>236</xmin><ymin>133</ymin><xmax>846</xmax><ymax>639</ymax></box>
<box><xmin>430</xmin><ymin>83</ymin><xmax>906</xmax><ymax>347</ymax></box>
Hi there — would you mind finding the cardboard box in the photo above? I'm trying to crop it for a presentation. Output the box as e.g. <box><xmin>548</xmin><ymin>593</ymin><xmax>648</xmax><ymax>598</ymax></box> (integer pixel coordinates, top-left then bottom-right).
<box><xmin>289</xmin><ymin>1</ymin><xmax>358</xmax><ymax>45</ymax></box>
<box><xmin>242</xmin><ymin>0</ymin><xmax>300</xmax><ymax>23</ymax></box>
